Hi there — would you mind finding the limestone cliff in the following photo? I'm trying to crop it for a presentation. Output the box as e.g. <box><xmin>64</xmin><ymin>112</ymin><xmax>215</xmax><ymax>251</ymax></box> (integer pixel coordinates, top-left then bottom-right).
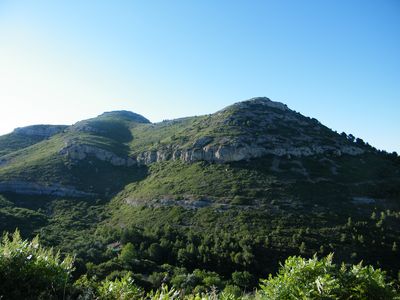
<box><xmin>59</xmin><ymin>141</ymin><xmax>136</xmax><ymax>167</ymax></box>
<box><xmin>135</xmin><ymin>142</ymin><xmax>364</xmax><ymax>165</ymax></box>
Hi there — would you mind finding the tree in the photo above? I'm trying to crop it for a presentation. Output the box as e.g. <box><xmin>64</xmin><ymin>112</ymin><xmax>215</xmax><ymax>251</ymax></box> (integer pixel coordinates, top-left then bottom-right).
<box><xmin>119</xmin><ymin>243</ymin><xmax>137</xmax><ymax>266</ymax></box>
<box><xmin>232</xmin><ymin>271</ymin><xmax>253</xmax><ymax>289</ymax></box>
<box><xmin>356</xmin><ymin>138</ymin><xmax>365</xmax><ymax>145</ymax></box>
<box><xmin>299</xmin><ymin>241</ymin><xmax>306</xmax><ymax>254</ymax></box>
<box><xmin>148</xmin><ymin>243</ymin><xmax>163</xmax><ymax>262</ymax></box>
<box><xmin>347</xmin><ymin>217</ymin><xmax>353</xmax><ymax>227</ymax></box>
<box><xmin>340</xmin><ymin>233</ymin><xmax>347</xmax><ymax>242</ymax></box>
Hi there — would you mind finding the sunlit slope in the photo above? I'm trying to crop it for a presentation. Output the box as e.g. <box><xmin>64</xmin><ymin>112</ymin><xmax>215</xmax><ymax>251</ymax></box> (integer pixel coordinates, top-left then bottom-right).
<box><xmin>0</xmin><ymin>111</ymin><xmax>150</xmax><ymax>195</ymax></box>
<box><xmin>0</xmin><ymin>125</ymin><xmax>67</xmax><ymax>156</ymax></box>
<box><xmin>127</xmin><ymin>98</ymin><xmax>370</xmax><ymax>160</ymax></box>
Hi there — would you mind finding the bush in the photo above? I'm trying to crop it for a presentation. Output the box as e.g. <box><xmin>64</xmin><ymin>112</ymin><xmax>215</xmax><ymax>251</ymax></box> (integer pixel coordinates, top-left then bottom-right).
<box><xmin>74</xmin><ymin>272</ymin><xmax>143</xmax><ymax>299</ymax></box>
<box><xmin>231</xmin><ymin>271</ymin><xmax>253</xmax><ymax>289</ymax></box>
<box><xmin>231</xmin><ymin>196</ymin><xmax>252</xmax><ymax>205</ymax></box>
<box><xmin>258</xmin><ymin>253</ymin><xmax>399</xmax><ymax>300</ymax></box>
<box><xmin>97</xmin><ymin>273</ymin><xmax>143</xmax><ymax>300</ymax></box>
<box><xmin>0</xmin><ymin>229</ymin><xmax>74</xmax><ymax>299</ymax></box>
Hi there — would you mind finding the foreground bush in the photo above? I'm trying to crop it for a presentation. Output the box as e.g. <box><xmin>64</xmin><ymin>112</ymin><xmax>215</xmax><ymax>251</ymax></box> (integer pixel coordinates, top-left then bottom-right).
<box><xmin>259</xmin><ymin>253</ymin><xmax>399</xmax><ymax>300</ymax></box>
<box><xmin>0</xmin><ymin>230</ymin><xmax>74</xmax><ymax>299</ymax></box>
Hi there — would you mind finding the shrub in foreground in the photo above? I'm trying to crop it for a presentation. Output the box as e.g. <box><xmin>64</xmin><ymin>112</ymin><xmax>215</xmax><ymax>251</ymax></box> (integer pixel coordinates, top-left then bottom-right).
<box><xmin>0</xmin><ymin>230</ymin><xmax>74</xmax><ymax>299</ymax></box>
<box><xmin>74</xmin><ymin>273</ymin><xmax>143</xmax><ymax>299</ymax></box>
<box><xmin>259</xmin><ymin>253</ymin><xmax>399</xmax><ymax>300</ymax></box>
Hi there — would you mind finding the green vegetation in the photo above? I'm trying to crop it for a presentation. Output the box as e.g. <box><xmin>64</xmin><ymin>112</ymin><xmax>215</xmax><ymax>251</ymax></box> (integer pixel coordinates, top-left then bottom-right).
<box><xmin>259</xmin><ymin>254</ymin><xmax>399</xmax><ymax>299</ymax></box>
<box><xmin>0</xmin><ymin>132</ymin><xmax>48</xmax><ymax>157</ymax></box>
<box><xmin>0</xmin><ymin>99</ymin><xmax>400</xmax><ymax>297</ymax></box>
<box><xmin>0</xmin><ymin>230</ymin><xmax>74</xmax><ymax>299</ymax></box>
<box><xmin>129</xmin><ymin>117</ymin><xmax>210</xmax><ymax>153</ymax></box>
<box><xmin>120</xmin><ymin>160</ymin><xmax>278</xmax><ymax>201</ymax></box>
<box><xmin>1</xmin><ymin>231</ymin><xmax>398</xmax><ymax>299</ymax></box>
<box><xmin>0</xmin><ymin>131</ymin><xmax>147</xmax><ymax>194</ymax></box>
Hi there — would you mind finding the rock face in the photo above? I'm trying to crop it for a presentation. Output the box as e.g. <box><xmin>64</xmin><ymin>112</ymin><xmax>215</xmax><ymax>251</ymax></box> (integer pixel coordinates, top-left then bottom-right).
<box><xmin>135</xmin><ymin>143</ymin><xmax>364</xmax><ymax>165</ymax></box>
<box><xmin>13</xmin><ymin>125</ymin><xmax>67</xmax><ymax>137</ymax></box>
<box><xmin>0</xmin><ymin>181</ymin><xmax>95</xmax><ymax>197</ymax></box>
<box><xmin>59</xmin><ymin>141</ymin><xmax>136</xmax><ymax>167</ymax></box>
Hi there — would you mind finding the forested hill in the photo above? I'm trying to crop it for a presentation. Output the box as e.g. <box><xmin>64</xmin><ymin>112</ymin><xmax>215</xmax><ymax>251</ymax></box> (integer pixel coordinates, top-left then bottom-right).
<box><xmin>0</xmin><ymin>97</ymin><xmax>399</xmax><ymax>296</ymax></box>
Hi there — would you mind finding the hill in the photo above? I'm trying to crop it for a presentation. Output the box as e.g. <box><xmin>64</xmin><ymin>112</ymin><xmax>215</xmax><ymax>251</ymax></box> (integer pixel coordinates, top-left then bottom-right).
<box><xmin>0</xmin><ymin>97</ymin><xmax>399</xmax><ymax>293</ymax></box>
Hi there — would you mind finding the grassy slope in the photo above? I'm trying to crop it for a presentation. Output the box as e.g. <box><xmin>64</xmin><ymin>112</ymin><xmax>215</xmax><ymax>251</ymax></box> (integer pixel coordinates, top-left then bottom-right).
<box><xmin>0</xmin><ymin>132</ymin><xmax>50</xmax><ymax>156</ymax></box>
<box><xmin>0</xmin><ymin>114</ymin><xmax>152</xmax><ymax>194</ymax></box>
<box><xmin>120</xmin><ymin>159</ymin><xmax>280</xmax><ymax>202</ymax></box>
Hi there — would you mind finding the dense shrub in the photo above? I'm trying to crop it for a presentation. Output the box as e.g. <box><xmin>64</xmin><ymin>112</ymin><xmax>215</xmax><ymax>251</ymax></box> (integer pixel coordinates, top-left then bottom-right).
<box><xmin>75</xmin><ymin>273</ymin><xmax>143</xmax><ymax>300</ymax></box>
<box><xmin>259</xmin><ymin>253</ymin><xmax>399</xmax><ymax>300</ymax></box>
<box><xmin>0</xmin><ymin>230</ymin><xmax>74</xmax><ymax>299</ymax></box>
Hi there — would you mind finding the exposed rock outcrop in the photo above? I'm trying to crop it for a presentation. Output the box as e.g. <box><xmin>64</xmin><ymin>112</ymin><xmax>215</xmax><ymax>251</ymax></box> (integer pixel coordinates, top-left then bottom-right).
<box><xmin>135</xmin><ymin>143</ymin><xmax>365</xmax><ymax>165</ymax></box>
<box><xmin>218</xmin><ymin>97</ymin><xmax>289</xmax><ymax>113</ymax></box>
<box><xmin>0</xmin><ymin>181</ymin><xmax>95</xmax><ymax>197</ymax></box>
<box><xmin>59</xmin><ymin>142</ymin><xmax>136</xmax><ymax>167</ymax></box>
<box><xmin>126</xmin><ymin>197</ymin><xmax>218</xmax><ymax>210</ymax></box>
<box><xmin>13</xmin><ymin>125</ymin><xmax>67</xmax><ymax>137</ymax></box>
<box><xmin>58</xmin><ymin>139</ymin><xmax>365</xmax><ymax>167</ymax></box>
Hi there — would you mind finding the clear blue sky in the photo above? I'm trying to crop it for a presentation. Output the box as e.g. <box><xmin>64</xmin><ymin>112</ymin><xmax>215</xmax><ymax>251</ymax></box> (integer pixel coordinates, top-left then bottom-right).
<box><xmin>0</xmin><ymin>0</ymin><xmax>399</xmax><ymax>152</ymax></box>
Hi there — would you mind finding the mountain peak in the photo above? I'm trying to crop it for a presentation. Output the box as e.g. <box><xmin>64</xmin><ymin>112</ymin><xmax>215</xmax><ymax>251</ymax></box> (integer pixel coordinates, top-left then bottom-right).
<box><xmin>236</xmin><ymin>97</ymin><xmax>288</xmax><ymax>111</ymax></box>
<box><xmin>220</xmin><ymin>97</ymin><xmax>289</xmax><ymax>114</ymax></box>
<box><xmin>98</xmin><ymin>110</ymin><xmax>151</xmax><ymax>124</ymax></box>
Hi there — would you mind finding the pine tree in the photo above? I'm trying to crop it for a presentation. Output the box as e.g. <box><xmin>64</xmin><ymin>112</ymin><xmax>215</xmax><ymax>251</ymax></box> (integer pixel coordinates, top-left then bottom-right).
<box><xmin>299</xmin><ymin>242</ymin><xmax>306</xmax><ymax>254</ymax></box>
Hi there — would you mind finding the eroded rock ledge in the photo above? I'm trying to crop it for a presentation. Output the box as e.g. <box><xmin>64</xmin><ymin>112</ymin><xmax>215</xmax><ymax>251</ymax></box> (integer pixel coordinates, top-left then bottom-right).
<box><xmin>59</xmin><ymin>142</ymin><xmax>136</xmax><ymax>167</ymax></box>
<box><xmin>0</xmin><ymin>181</ymin><xmax>95</xmax><ymax>197</ymax></box>
<box><xmin>59</xmin><ymin>140</ymin><xmax>365</xmax><ymax>167</ymax></box>
<box><xmin>135</xmin><ymin>143</ymin><xmax>365</xmax><ymax>165</ymax></box>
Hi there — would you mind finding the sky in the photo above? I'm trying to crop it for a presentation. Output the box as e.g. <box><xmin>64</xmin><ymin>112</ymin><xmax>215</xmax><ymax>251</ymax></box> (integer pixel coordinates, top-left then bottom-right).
<box><xmin>0</xmin><ymin>0</ymin><xmax>399</xmax><ymax>152</ymax></box>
